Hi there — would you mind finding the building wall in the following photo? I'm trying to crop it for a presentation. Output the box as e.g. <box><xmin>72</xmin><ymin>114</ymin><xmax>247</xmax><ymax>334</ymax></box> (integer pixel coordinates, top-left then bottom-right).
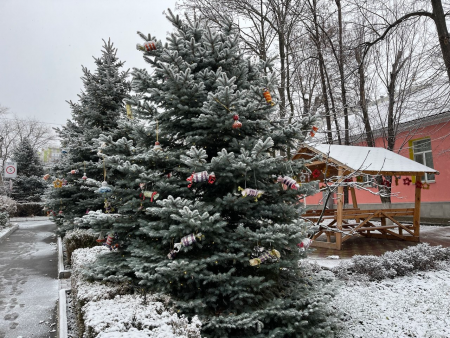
<box><xmin>304</xmin><ymin>121</ymin><xmax>450</xmax><ymax>217</ymax></box>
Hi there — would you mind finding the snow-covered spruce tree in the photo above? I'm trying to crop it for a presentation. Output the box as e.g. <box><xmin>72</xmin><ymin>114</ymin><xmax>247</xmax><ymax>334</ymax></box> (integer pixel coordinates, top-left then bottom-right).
<box><xmin>45</xmin><ymin>39</ymin><xmax>130</xmax><ymax>233</ymax></box>
<box><xmin>84</xmin><ymin>11</ymin><xmax>337</xmax><ymax>337</ymax></box>
<box><xmin>11</xmin><ymin>138</ymin><xmax>46</xmax><ymax>202</ymax></box>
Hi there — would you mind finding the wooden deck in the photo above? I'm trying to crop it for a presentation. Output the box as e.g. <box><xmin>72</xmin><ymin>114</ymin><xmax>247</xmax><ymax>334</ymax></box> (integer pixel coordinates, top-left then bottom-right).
<box><xmin>304</xmin><ymin>208</ymin><xmax>419</xmax><ymax>250</ymax></box>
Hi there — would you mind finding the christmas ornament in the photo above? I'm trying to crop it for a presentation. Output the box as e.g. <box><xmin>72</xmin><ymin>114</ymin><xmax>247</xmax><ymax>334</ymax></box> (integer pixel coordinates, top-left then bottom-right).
<box><xmin>311</xmin><ymin>169</ymin><xmax>321</xmax><ymax>179</ymax></box>
<box><xmin>154</xmin><ymin>120</ymin><xmax>162</xmax><ymax>151</ymax></box>
<box><xmin>143</xmin><ymin>41</ymin><xmax>157</xmax><ymax>51</ymax></box>
<box><xmin>383</xmin><ymin>179</ymin><xmax>391</xmax><ymax>187</ymax></box>
<box><xmin>59</xmin><ymin>210</ymin><xmax>63</xmax><ymax>215</ymax></box>
<box><xmin>70</xmin><ymin>169</ymin><xmax>78</xmax><ymax>175</ymax></box>
<box><xmin>43</xmin><ymin>174</ymin><xmax>50</xmax><ymax>181</ymax></box>
<box><xmin>356</xmin><ymin>175</ymin><xmax>364</xmax><ymax>183</ymax></box>
<box><xmin>167</xmin><ymin>249</ymin><xmax>177</xmax><ymax>260</ymax></box>
<box><xmin>403</xmin><ymin>177</ymin><xmax>412</xmax><ymax>186</ymax></box>
<box><xmin>238</xmin><ymin>187</ymin><xmax>264</xmax><ymax>201</ymax></box>
<box><xmin>186</xmin><ymin>171</ymin><xmax>216</xmax><ymax>188</ymax></box>
<box><xmin>297</xmin><ymin>238</ymin><xmax>312</xmax><ymax>251</ymax></box>
<box><xmin>104</xmin><ymin>199</ymin><xmax>114</xmax><ymax>213</ymax></box>
<box><xmin>395</xmin><ymin>176</ymin><xmax>400</xmax><ymax>186</ymax></box>
<box><xmin>141</xmin><ymin>191</ymin><xmax>159</xmax><ymax>202</ymax></box>
<box><xmin>415</xmin><ymin>181</ymin><xmax>423</xmax><ymax>189</ymax></box>
<box><xmin>168</xmin><ymin>233</ymin><xmax>204</xmax><ymax>259</ymax></box>
<box><xmin>309</xmin><ymin>126</ymin><xmax>318</xmax><ymax>137</ymax></box>
<box><xmin>249</xmin><ymin>246</ymin><xmax>280</xmax><ymax>266</ymax></box>
<box><xmin>61</xmin><ymin>149</ymin><xmax>68</xmax><ymax>154</ymax></box>
<box><xmin>96</xmin><ymin>231</ymin><xmax>105</xmax><ymax>243</ymax></box>
<box><xmin>422</xmin><ymin>183</ymin><xmax>430</xmax><ymax>190</ymax></box>
<box><xmin>97</xmin><ymin>181</ymin><xmax>112</xmax><ymax>193</ymax></box>
<box><xmin>126</xmin><ymin>103</ymin><xmax>133</xmax><ymax>119</ymax></box>
<box><xmin>82</xmin><ymin>162</ymin><xmax>87</xmax><ymax>180</ymax></box>
<box><xmin>277</xmin><ymin>176</ymin><xmax>299</xmax><ymax>190</ymax></box>
<box><xmin>82</xmin><ymin>173</ymin><xmax>88</xmax><ymax>180</ymax></box>
<box><xmin>262</xmin><ymin>88</ymin><xmax>275</xmax><ymax>106</ymax></box>
<box><xmin>53</xmin><ymin>179</ymin><xmax>63</xmax><ymax>188</ymax></box>
<box><xmin>232</xmin><ymin>114</ymin><xmax>242</xmax><ymax>129</ymax></box>
<box><xmin>62</xmin><ymin>179</ymin><xmax>68</xmax><ymax>186</ymax></box>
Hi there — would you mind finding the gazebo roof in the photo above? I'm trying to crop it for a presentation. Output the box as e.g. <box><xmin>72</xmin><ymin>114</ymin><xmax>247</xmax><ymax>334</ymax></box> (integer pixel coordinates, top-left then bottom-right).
<box><xmin>292</xmin><ymin>143</ymin><xmax>439</xmax><ymax>176</ymax></box>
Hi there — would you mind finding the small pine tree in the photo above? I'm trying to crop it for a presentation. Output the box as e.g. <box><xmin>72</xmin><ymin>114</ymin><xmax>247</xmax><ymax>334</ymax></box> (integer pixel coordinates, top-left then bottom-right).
<box><xmin>45</xmin><ymin>39</ymin><xmax>131</xmax><ymax>233</ymax></box>
<box><xmin>11</xmin><ymin>138</ymin><xmax>46</xmax><ymax>202</ymax></box>
<box><xmin>83</xmin><ymin>11</ymin><xmax>337</xmax><ymax>337</ymax></box>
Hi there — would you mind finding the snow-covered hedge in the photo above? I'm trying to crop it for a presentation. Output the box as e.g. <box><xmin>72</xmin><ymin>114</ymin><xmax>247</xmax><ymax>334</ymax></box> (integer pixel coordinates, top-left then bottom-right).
<box><xmin>0</xmin><ymin>211</ymin><xmax>8</xmax><ymax>227</ymax></box>
<box><xmin>0</xmin><ymin>195</ymin><xmax>17</xmax><ymax>216</ymax></box>
<box><xmin>71</xmin><ymin>247</ymin><xmax>202</xmax><ymax>338</ymax></box>
<box><xmin>335</xmin><ymin>243</ymin><xmax>450</xmax><ymax>280</ymax></box>
<box><xmin>64</xmin><ymin>228</ymin><xmax>98</xmax><ymax>264</ymax></box>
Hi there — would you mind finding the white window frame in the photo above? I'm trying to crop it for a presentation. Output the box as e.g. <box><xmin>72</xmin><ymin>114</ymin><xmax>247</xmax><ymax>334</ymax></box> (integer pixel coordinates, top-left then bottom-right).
<box><xmin>412</xmin><ymin>138</ymin><xmax>435</xmax><ymax>183</ymax></box>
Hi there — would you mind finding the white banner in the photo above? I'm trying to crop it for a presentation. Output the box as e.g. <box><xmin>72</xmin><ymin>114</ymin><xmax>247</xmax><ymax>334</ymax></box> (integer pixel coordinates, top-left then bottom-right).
<box><xmin>4</xmin><ymin>161</ymin><xmax>17</xmax><ymax>178</ymax></box>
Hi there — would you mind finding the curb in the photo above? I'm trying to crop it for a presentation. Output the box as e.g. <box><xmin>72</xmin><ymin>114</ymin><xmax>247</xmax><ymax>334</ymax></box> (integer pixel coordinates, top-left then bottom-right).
<box><xmin>58</xmin><ymin>289</ymin><xmax>70</xmax><ymax>338</ymax></box>
<box><xmin>9</xmin><ymin>216</ymin><xmax>50</xmax><ymax>222</ymax></box>
<box><xmin>0</xmin><ymin>223</ymin><xmax>19</xmax><ymax>242</ymax></box>
<box><xmin>58</xmin><ymin>237</ymin><xmax>71</xmax><ymax>279</ymax></box>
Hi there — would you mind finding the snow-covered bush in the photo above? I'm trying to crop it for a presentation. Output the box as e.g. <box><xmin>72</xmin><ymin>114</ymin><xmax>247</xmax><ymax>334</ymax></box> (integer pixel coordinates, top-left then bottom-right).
<box><xmin>71</xmin><ymin>247</ymin><xmax>202</xmax><ymax>338</ymax></box>
<box><xmin>0</xmin><ymin>195</ymin><xmax>17</xmax><ymax>216</ymax></box>
<box><xmin>0</xmin><ymin>212</ymin><xmax>8</xmax><ymax>227</ymax></box>
<box><xmin>14</xmin><ymin>202</ymin><xmax>44</xmax><ymax>217</ymax></box>
<box><xmin>338</xmin><ymin>243</ymin><xmax>450</xmax><ymax>280</ymax></box>
<box><xmin>64</xmin><ymin>228</ymin><xmax>98</xmax><ymax>264</ymax></box>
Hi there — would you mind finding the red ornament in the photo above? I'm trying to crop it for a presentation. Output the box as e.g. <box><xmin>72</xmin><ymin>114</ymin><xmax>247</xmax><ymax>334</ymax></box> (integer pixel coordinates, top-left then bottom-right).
<box><xmin>415</xmin><ymin>181</ymin><xmax>423</xmax><ymax>189</ymax></box>
<box><xmin>312</xmin><ymin>126</ymin><xmax>318</xmax><ymax>132</ymax></box>
<box><xmin>311</xmin><ymin>169</ymin><xmax>321</xmax><ymax>179</ymax></box>
<box><xmin>232</xmin><ymin>121</ymin><xmax>242</xmax><ymax>129</ymax></box>
<box><xmin>144</xmin><ymin>41</ymin><xmax>157</xmax><ymax>51</ymax></box>
<box><xmin>403</xmin><ymin>177</ymin><xmax>412</xmax><ymax>186</ymax></box>
<box><xmin>383</xmin><ymin>180</ymin><xmax>391</xmax><ymax>187</ymax></box>
<box><xmin>263</xmin><ymin>88</ymin><xmax>275</xmax><ymax>106</ymax></box>
<box><xmin>233</xmin><ymin>114</ymin><xmax>239</xmax><ymax>121</ymax></box>
<box><xmin>82</xmin><ymin>173</ymin><xmax>88</xmax><ymax>180</ymax></box>
<box><xmin>310</xmin><ymin>131</ymin><xmax>315</xmax><ymax>137</ymax></box>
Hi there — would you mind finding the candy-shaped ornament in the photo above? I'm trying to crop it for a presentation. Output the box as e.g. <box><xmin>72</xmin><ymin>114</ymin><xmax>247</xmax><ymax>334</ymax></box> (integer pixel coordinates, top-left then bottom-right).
<box><xmin>141</xmin><ymin>191</ymin><xmax>159</xmax><ymax>202</ymax></box>
<box><xmin>168</xmin><ymin>233</ymin><xmax>204</xmax><ymax>259</ymax></box>
<box><xmin>277</xmin><ymin>176</ymin><xmax>299</xmax><ymax>190</ymax></box>
<box><xmin>186</xmin><ymin>171</ymin><xmax>216</xmax><ymax>188</ymax></box>
<box><xmin>249</xmin><ymin>246</ymin><xmax>281</xmax><ymax>266</ymax></box>
<box><xmin>238</xmin><ymin>186</ymin><xmax>264</xmax><ymax>201</ymax></box>
<box><xmin>104</xmin><ymin>199</ymin><xmax>114</xmax><ymax>214</ymax></box>
<box><xmin>43</xmin><ymin>174</ymin><xmax>50</xmax><ymax>181</ymax></box>
<box><xmin>297</xmin><ymin>238</ymin><xmax>312</xmax><ymax>251</ymax></box>
<box><xmin>232</xmin><ymin>114</ymin><xmax>242</xmax><ymax>129</ymax></box>
<box><xmin>263</xmin><ymin>88</ymin><xmax>275</xmax><ymax>106</ymax></box>
<box><xmin>69</xmin><ymin>169</ymin><xmax>78</xmax><ymax>175</ymax></box>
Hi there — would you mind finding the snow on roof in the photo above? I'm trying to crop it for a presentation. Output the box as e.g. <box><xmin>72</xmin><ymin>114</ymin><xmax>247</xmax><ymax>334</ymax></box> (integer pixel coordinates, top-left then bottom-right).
<box><xmin>297</xmin><ymin>143</ymin><xmax>439</xmax><ymax>176</ymax></box>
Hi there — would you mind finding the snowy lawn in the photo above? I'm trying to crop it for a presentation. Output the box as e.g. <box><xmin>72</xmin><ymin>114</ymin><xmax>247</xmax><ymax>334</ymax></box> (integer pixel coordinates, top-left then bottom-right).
<box><xmin>70</xmin><ymin>246</ymin><xmax>202</xmax><ymax>338</ymax></box>
<box><xmin>332</xmin><ymin>264</ymin><xmax>450</xmax><ymax>337</ymax></box>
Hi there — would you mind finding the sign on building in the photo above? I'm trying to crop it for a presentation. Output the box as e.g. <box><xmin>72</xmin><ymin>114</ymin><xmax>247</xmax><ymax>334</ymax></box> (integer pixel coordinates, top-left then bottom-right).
<box><xmin>4</xmin><ymin>161</ymin><xmax>17</xmax><ymax>178</ymax></box>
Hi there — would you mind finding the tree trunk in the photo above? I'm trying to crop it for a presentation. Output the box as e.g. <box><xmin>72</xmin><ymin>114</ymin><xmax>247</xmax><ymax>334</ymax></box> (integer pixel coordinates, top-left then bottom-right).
<box><xmin>324</xmin><ymin>62</ymin><xmax>342</xmax><ymax>144</ymax></box>
<box><xmin>355</xmin><ymin>49</ymin><xmax>375</xmax><ymax>147</ymax></box>
<box><xmin>431</xmin><ymin>0</ymin><xmax>450</xmax><ymax>82</ymax></box>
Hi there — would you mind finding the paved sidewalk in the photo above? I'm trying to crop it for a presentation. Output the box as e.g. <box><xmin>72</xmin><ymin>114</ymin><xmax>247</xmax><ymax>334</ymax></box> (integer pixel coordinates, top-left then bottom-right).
<box><xmin>0</xmin><ymin>220</ymin><xmax>58</xmax><ymax>338</ymax></box>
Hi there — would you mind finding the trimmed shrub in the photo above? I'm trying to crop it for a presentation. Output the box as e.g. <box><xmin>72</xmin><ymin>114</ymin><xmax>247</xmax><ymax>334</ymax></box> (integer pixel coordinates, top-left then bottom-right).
<box><xmin>14</xmin><ymin>202</ymin><xmax>45</xmax><ymax>217</ymax></box>
<box><xmin>340</xmin><ymin>243</ymin><xmax>450</xmax><ymax>280</ymax></box>
<box><xmin>0</xmin><ymin>195</ymin><xmax>17</xmax><ymax>215</ymax></box>
<box><xmin>0</xmin><ymin>212</ymin><xmax>9</xmax><ymax>227</ymax></box>
<box><xmin>64</xmin><ymin>229</ymin><xmax>98</xmax><ymax>264</ymax></box>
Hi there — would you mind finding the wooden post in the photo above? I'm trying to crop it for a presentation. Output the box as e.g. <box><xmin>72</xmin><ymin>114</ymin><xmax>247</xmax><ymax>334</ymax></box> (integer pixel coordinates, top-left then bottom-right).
<box><xmin>350</xmin><ymin>186</ymin><xmax>358</xmax><ymax>209</ymax></box>
<box><xmin>336</xmin><ymin>167</ymin><xmax>344</xmax><ymax>250</ymax></box>
<box><xmin>413</xmin><ymin>175</ymin><xmax>422</xmax><ymax>238</ymax></box>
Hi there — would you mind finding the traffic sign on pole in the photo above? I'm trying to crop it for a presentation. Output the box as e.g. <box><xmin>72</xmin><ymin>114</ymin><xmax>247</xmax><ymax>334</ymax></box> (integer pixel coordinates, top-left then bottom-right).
<box><xmin>4</xmin><ymin>161</ymin><xmax>17</xmax><ymax>178</ymax></box>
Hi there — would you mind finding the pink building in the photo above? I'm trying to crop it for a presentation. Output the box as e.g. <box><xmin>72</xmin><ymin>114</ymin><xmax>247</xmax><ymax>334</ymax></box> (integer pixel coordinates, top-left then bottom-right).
<box><xmin>303</xmin><ymin>112</ymin><xmax>450</xmax><ymax>220</ymax></box>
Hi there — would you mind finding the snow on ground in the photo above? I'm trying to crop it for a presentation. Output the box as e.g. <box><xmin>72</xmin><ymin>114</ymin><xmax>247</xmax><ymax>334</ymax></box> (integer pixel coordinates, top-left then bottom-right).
<box><xmin>332</xmin><ymin>263</ymin><xmax>450</xmax><ymax>338</ymax></box>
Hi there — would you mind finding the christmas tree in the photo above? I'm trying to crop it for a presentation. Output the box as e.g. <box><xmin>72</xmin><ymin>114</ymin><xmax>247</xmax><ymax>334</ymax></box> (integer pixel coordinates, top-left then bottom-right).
<box><xmin>11</xmin><ymin>138</ymin><xmax>46</xmax><ymax>202</ymax></box>
<box><xmin>45</xmin><ymin>39</ymin><xmax>131</xmax><ymax>232</ymax></box>
<box><xmin>83</xmin><ymin>11</ymin><xmax>337</xmax><ymax>337</ymax></box>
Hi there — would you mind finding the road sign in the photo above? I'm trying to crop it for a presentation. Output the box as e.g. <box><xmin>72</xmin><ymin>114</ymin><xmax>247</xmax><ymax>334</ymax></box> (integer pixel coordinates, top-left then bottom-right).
<box><xmin>4</xmin><ymin>161</ymin><xmax>17</xmax><ymax>178</ymax></box>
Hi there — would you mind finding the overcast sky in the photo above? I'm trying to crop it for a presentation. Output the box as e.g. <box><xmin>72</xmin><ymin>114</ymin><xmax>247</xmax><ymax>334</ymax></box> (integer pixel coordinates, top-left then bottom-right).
<box><xmin>0</xmin><ymin>0</ymin><xmax>178</xmax><ymax>126</ymax></box>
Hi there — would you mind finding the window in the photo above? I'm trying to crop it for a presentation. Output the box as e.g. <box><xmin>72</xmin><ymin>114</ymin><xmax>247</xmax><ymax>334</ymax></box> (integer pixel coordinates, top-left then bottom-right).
<box><xmin>412</xmin><ymin>138</ymin><xmax>435</xmax><ymax>182</ymax></box>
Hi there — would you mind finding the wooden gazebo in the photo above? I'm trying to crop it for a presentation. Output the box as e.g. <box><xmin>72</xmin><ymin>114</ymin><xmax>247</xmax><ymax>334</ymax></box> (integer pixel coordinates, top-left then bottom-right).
<box><xmin>292</xmin><ymin>144</ymin><xmax>439</xmax><ymax>250</ymax></box>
